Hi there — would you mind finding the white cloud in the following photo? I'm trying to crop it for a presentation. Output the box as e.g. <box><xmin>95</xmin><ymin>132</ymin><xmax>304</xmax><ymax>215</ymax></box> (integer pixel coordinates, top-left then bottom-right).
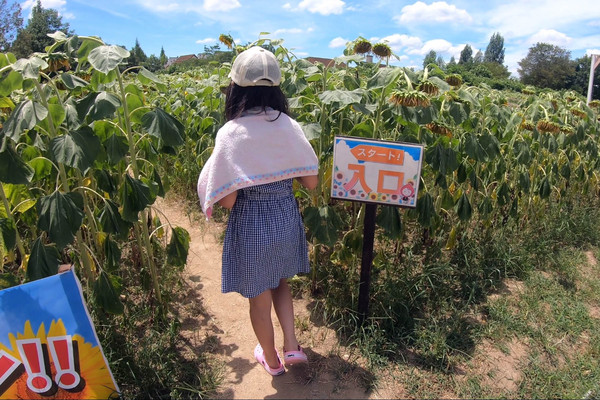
<box><xmin>504</xmin><ymin>50</ymin><xmax>526</xmax><ymax>77</ymax></box>
<box><xmin>196</xmin><ymin>38</ymin><xmax>217</xmax><ymax>44</ymax></box>
<box><xmin>395</xmin><ymin>1</ymin><xmax>472</xmax><ymax>24</ymax></box>
<box><xmin>297</xmin><ymin>0</ymin><xmax>345</xmax><ymax>15</ymax></box>
<box><xmin>272</xmin><ymin>28</ymin><xmax>312</xmax><ymax>36</ymax></box>
<box><xmin>282</xmin><ymin>3</ymin><xmax>292</xmax><ymax>10</ymax></box>
<box><xmin>587</xmin><ymin>49</ymin><xmax>600</xmax><ymax>56</ymax></box>
<box><xmin>203</xmin><ymin>0</ymin><xmax>241</xmax><ymax>12</ymax></box>
<box><xmin>131</xmin><ymin>0</ymin><xmax>192</xmax><ymax>13</ymax></box>
<box><xmin>486</xmin><ymin>0</ymin><xmax>600</xmax><ymax>39</ymax></box>
<box><xmin>421</xmin><ymin>39</ymin><xmax>454</xmax><ymax>54</ymax></box>
<box><xmin>406</xmin><ymin>39</ymin><xmax>463</xmax><ymax>58</ymax></box>
<box><xmin>376</xmin><ymin>33</ymin><xmax>422</xmax><ymax>52</ymax></box>
<box><xmin>329</xmin><ymin>37</ymin><xmax>348</xmax><ymax>48</ymax></box>
<box><xmin>23</xmin><ymin>0</ymin><xmax>71</xmax><ymax>19</ymax></box>
<box><xmin>131</xmin><ymin>0</ymin><xmax>239</xmax><ymax>14</ymax></box>
<box><xmin>22</xmin><ymin>0</ymin><xmax>66</xmax><ymax>9</ymax></box>
<box><xmin>69</xmin><ymin>2</ymin><xmax>130</xmax><ymax>19</ymax></box>
<box><xmin>528</xmin><ymin>29</ymin><xmax>571</xmax><ymax>47</ymax></box>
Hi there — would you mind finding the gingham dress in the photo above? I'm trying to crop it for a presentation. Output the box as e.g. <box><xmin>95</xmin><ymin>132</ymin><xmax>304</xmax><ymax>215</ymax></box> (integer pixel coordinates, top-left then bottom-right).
<box><xmin>221</xmin><ymin>179</ymin><xmax>310</xmax><ymax>298</ymax></box>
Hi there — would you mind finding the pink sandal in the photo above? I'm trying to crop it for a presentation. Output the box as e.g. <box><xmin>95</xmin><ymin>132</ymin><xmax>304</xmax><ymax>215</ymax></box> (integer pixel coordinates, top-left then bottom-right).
<box><xmin>283</xmin><ymin>345</ymin><xmax>308</xmax><ymax>366</ymax></box>
<box><xmin>254</xmin><ymin>344</ymin><xmax>285</xmax><ymax>376</ymax></box>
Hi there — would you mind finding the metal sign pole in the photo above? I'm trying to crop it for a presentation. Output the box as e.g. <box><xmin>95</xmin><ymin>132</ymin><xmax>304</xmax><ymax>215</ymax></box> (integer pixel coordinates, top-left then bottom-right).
<box><xmin>358</xmin><ymin>203</ymin><xmax>377</xmax><ymax>325</ymax></box>
<box><xmin>330</xmin><ymin>136</ymin><xmax>424</xmax><ymax>326</ymax></box>
<box><xmin>587</xmin><ymin>54</ymin><xmax>600</xmax><ymax>105</ymax></box>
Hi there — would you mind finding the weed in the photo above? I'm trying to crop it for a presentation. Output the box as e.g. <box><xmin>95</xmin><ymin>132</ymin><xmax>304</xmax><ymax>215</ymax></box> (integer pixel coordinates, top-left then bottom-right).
<box><xmin>92</xmin><ymin>255</ymin><xmax>222</xmax><ymax>399</ymax></box>
<box><xmin>306</xmin><ymin>190</ymin><xmax>600</xmax><ymax>397</ymax></box>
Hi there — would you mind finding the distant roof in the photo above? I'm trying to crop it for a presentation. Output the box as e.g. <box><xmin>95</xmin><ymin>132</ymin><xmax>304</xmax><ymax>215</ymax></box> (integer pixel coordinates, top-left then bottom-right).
<box><xmin>164</xmin><ymin>54</ymin><xmax>200</xmax><ymax>68</ymax></box>
<box><xmin>175</xmin><ymin>54</ymin><xmax>198</xmax><ymax>63</ymax></box>
<box><xmin>305</xmin><ymin>57</ymin><xmax>346</xmax><ymax>68</ymax></box>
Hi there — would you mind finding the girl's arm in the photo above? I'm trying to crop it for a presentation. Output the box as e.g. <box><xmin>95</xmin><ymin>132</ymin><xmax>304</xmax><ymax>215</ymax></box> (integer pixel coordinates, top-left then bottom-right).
<box><xmin>297</xmin><ymin>174</ymin><xmax>318</xmax><ymax>190</ymax></box>
<box><xmin>218</xmin><ymin>191</ymin><xmax>238</xmax><ymax>209</ymax></box>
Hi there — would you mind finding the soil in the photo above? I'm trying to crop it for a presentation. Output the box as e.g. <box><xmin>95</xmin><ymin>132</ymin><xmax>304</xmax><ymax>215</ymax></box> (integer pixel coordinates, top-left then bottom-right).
<box><xmin>468</xmin><ymin>338</ymin><xmax>529</xmax><ymax>393</ymax></box>
<box><xmin>157</xmin><ymin>197</ymin><xmax>398</xmax><ymax>399</ymax></box>
<box><xmin>157</xmin><ymin>196</ymin><xmax>600</xmax><ymax>399</ymax></box>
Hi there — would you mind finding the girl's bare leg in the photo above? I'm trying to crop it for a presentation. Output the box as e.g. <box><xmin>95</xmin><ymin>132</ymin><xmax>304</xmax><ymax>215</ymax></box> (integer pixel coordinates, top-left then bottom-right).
<box><xmin>272</xmin><ymin>278</ymin><xmax>300</xmax><ymax>352</ymax></box>
<box><xmin>249</xmin><ymin>290</ymin><xmax>280</xmax><ymax>368</ymax></box>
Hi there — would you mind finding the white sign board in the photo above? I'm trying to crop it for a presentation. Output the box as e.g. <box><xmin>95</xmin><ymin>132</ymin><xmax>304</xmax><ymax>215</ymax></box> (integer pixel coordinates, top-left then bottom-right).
<box><xmin>331</xmin><ymin>136</ymin><xmax>424</xmax><ymax>208</ymax></box>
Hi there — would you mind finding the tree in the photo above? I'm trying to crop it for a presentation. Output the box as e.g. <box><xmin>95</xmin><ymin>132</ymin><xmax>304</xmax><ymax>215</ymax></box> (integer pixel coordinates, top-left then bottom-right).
<box><xmin>568</xmin><ymin>55</ymin><xmax>600</xmax><ymax>100</ymax></box>
<box><xmin>459</xmin><ymin>44</ymin><xmax>473</xmax><ymax>65</ymax></box>
<box><xmin>144</xmin><ymin>54</ymin><xmax>162</xmax><ymax>72</ymax></box>
<box><xmin>435</xmin><ymin>56</ymin><xmax>446</xmax><ymax>69</ymax></box>
<box><xmin>202</xmin><ymin>44</ymin><xmax>234</xmax><ymax>63</ymax></box>
<box><xmin>474</xmin><ymin>50</ymin><xmax>483</xmax><ymax>64</ymax></box>
<box><xmin>203</xmin><ymin>44</ymin><xmax>221</xmax><ymax>57</ymax></box>
<box><xmin>484</xmin><ymin>32</ymin><xmax>505</xmax><ymax>64</ymax></box>
<box><xmin>159</xmin><ymin>46</ymin><xmax>167</xmax><ymax>68</ymax></box>
<box><xmin>0</xmin><ymin>0</ymin><xmax>23</xmax><ymax>52</ymax></box>
<box><xmin>10</xmin><ymin>0</ymin><xmax>71</xmax><ymax>58</ymax></box>
<box><xmin>423</xmin><ymin>50</ymin><xmax>437</xmax><ymax>68</ymax></box>
<box><xmin>127</xmin><ymin>38</ymin><xmax>147</xmax><ymax>68</ymax></box>
<box><xmin>483</xmin><ymin>62</ymin><xmax>510</xmax><ymax>79</ymax></box>
<box><xmin>518</xmin><ymin>42</ymin><xmax>574</xmax><ymax>90</ymax></box>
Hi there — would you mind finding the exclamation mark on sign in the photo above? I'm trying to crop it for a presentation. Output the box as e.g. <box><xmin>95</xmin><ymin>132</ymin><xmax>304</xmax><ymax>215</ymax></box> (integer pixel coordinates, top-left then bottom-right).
<box><xmin>0</xmin><ymin>350</ymin><xmax>25</xmax><ymax>397</ymax></box>
<box><xmin>16</xmin><ymin>338</ymin><xmax>57</xmax><ymax>396</ymax></box>
<box><xmin>47</xmin><ymin>336</ymin><xmax>84</xmax><ymax>391</ymax></box>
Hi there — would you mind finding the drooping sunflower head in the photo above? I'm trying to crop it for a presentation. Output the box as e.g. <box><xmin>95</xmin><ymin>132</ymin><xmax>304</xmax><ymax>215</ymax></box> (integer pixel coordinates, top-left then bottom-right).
<box><xmin>444</xmin><ymin>73</ymin><xmax>463</xmax><ymax>87</ymax></box>
<box><xmin>390</xmin><ymin>90</ymin><xmax>431</xmax><ymax>107</ymax></box>
<box><xmin>570</xmin><ymin>107</ymin><xmax>587</xmax><ymax>119</ymax></box>
<box><xmin>589</xmin><ymin>100</ymin><xmax>600</xmax><ymax>109</ymax></box>
<box><xmin>426</xmin><ymin>122</ymin><xmax>452</xmax><ymax>137</ymax></box>
<box><xmin>520</xmin><ymin>120</ymin><xmax>535</xmax><ymax>131</ymax></box>
<box><xmin>566</xmin><ymin>95</ymin><xmax>578</xmax><ymax>103</ymax></box>
<box><xmin>219</xmin><ymin>34</ymin><xmax>234</xmax><ymax>49</ymax></box>
<box><xmin>536</xmin><ymin>119</ymin><xmax>561</xmax><ymax>134</ymax></box>
<box><xmin>522</xmin><ymin>86</ymin><xmax>536</xmax><ymax>95</ymax></box>
<box><xmin>418</xmin><ymin>80</ymin><xmax>439</xmax><ymax>96</ymax></box>
<box><xmin>44</xmin><ymin>52</ymin><xmax>71</xmax><ymax>73</ymax></box>
<box><xmin>444</xmin><ymin>91</ymin><xmax>460</xmax><ymax>102</ymax></box>
<box><xmin>560</xmin><ymin>125</ymin><xmax>575</xmax><ymax>135</ymax></box>
<box><xmin>372</xmin><ymin>43</ymin><xmax>392</xmax><ymax>58</ymax></box>
<box><xmin>353</xmin><ymin>39</ymin><xmax>372</xmax><ymax>55</ymax></box>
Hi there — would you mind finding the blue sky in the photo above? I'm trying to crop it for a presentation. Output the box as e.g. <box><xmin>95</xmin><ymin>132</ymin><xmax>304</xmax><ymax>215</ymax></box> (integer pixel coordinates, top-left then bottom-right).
<box><xmin>0</xmin><ymin>270</ymin><xmax>98</xmax><ymax>346</ymax></box>
<box><xmin>20</xmin><ymin>0</ymin><xmax>600</xmax><ymax>76</ymax></box>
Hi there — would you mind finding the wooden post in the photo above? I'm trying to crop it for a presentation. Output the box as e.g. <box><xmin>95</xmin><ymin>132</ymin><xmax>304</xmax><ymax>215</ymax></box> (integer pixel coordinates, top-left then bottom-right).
<box><xmin>358</xmin><ymin>203</ymin><xmax>377</xmax><ymax>324</ymax></box>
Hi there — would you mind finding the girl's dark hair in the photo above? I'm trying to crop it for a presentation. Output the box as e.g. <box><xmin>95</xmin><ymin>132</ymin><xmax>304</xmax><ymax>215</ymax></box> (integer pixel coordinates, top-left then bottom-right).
<box><xmin>225</xmin><ymin>83</ymin><xmax>289</xmax><ymax>121</ymax></box>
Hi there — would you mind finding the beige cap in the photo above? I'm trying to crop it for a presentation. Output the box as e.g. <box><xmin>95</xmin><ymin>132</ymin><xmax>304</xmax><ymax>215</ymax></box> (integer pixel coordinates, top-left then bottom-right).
<box><xmin>229</xmin><ymin>46</ymin><xmax>281</xmax><ymax>87</ymax></box>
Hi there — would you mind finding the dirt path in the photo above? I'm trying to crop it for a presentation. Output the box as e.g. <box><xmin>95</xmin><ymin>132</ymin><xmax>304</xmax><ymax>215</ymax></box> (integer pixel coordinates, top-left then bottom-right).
<box><xmin>157</xmin><ymin>197</ymin><xmax>398</xmax><ymax>399</ymax></box>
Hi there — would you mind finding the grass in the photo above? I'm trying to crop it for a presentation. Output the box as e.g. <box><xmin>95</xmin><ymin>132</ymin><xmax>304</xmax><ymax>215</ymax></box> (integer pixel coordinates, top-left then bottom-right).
<box><xmin>307</xmin><ymin>194</ymin><xmax>600</xmax><ymax>398</ymax></box>
<box><xmin>91</xmin><ymin>246</ymin><xmax>223</xmax><ymax>399</ymax></box>
<box><xmin>108</xmin><ymin>184</ymin><xmax>600</xmax><ymax>398</ymax></box>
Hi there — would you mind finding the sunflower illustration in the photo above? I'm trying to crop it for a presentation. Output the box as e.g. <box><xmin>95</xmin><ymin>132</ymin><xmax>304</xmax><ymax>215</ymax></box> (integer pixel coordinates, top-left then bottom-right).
<box><xmin>0</xmin><ymin>320</ymin><xmax>118</xmax><ymax>400</ymax></box>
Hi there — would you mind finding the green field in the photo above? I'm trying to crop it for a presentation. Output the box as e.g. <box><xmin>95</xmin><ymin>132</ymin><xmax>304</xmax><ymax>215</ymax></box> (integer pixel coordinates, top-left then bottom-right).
<box><xmin>1</xmin><ymin>34</ymin><xmax>599</xmax><ymax>398</ymax></box>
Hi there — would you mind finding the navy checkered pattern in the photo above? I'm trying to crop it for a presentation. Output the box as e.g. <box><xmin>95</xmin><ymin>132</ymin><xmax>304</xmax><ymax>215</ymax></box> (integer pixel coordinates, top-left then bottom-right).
<box><xmin>221</xmin><ymin>179</ymin><xmax>310</xmax><ymax>298</ymax></box>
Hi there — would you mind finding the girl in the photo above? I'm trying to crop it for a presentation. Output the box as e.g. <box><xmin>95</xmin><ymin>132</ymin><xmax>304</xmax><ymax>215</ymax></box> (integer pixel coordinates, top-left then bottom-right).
<box><xmin>197</xmin><ymin>46</ymin><xmax>319</xmax><ymax>376</ymax></box>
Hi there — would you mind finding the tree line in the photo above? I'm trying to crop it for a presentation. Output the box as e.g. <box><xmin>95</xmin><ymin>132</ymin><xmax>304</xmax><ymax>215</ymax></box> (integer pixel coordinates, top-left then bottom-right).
<box><xmin>421</xmin><ymin>32</ymin><xmax>599</xmax><ymax>99</ymax></box>
<box><xmin>0</xmin><ymin>0</ymin><xmax>169</xmax><ymax>72</ymax></box>
<box><xmin>1</xmin><ymin>1</ymin><xmax>598</xmax><ymax>98</ymax></box>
